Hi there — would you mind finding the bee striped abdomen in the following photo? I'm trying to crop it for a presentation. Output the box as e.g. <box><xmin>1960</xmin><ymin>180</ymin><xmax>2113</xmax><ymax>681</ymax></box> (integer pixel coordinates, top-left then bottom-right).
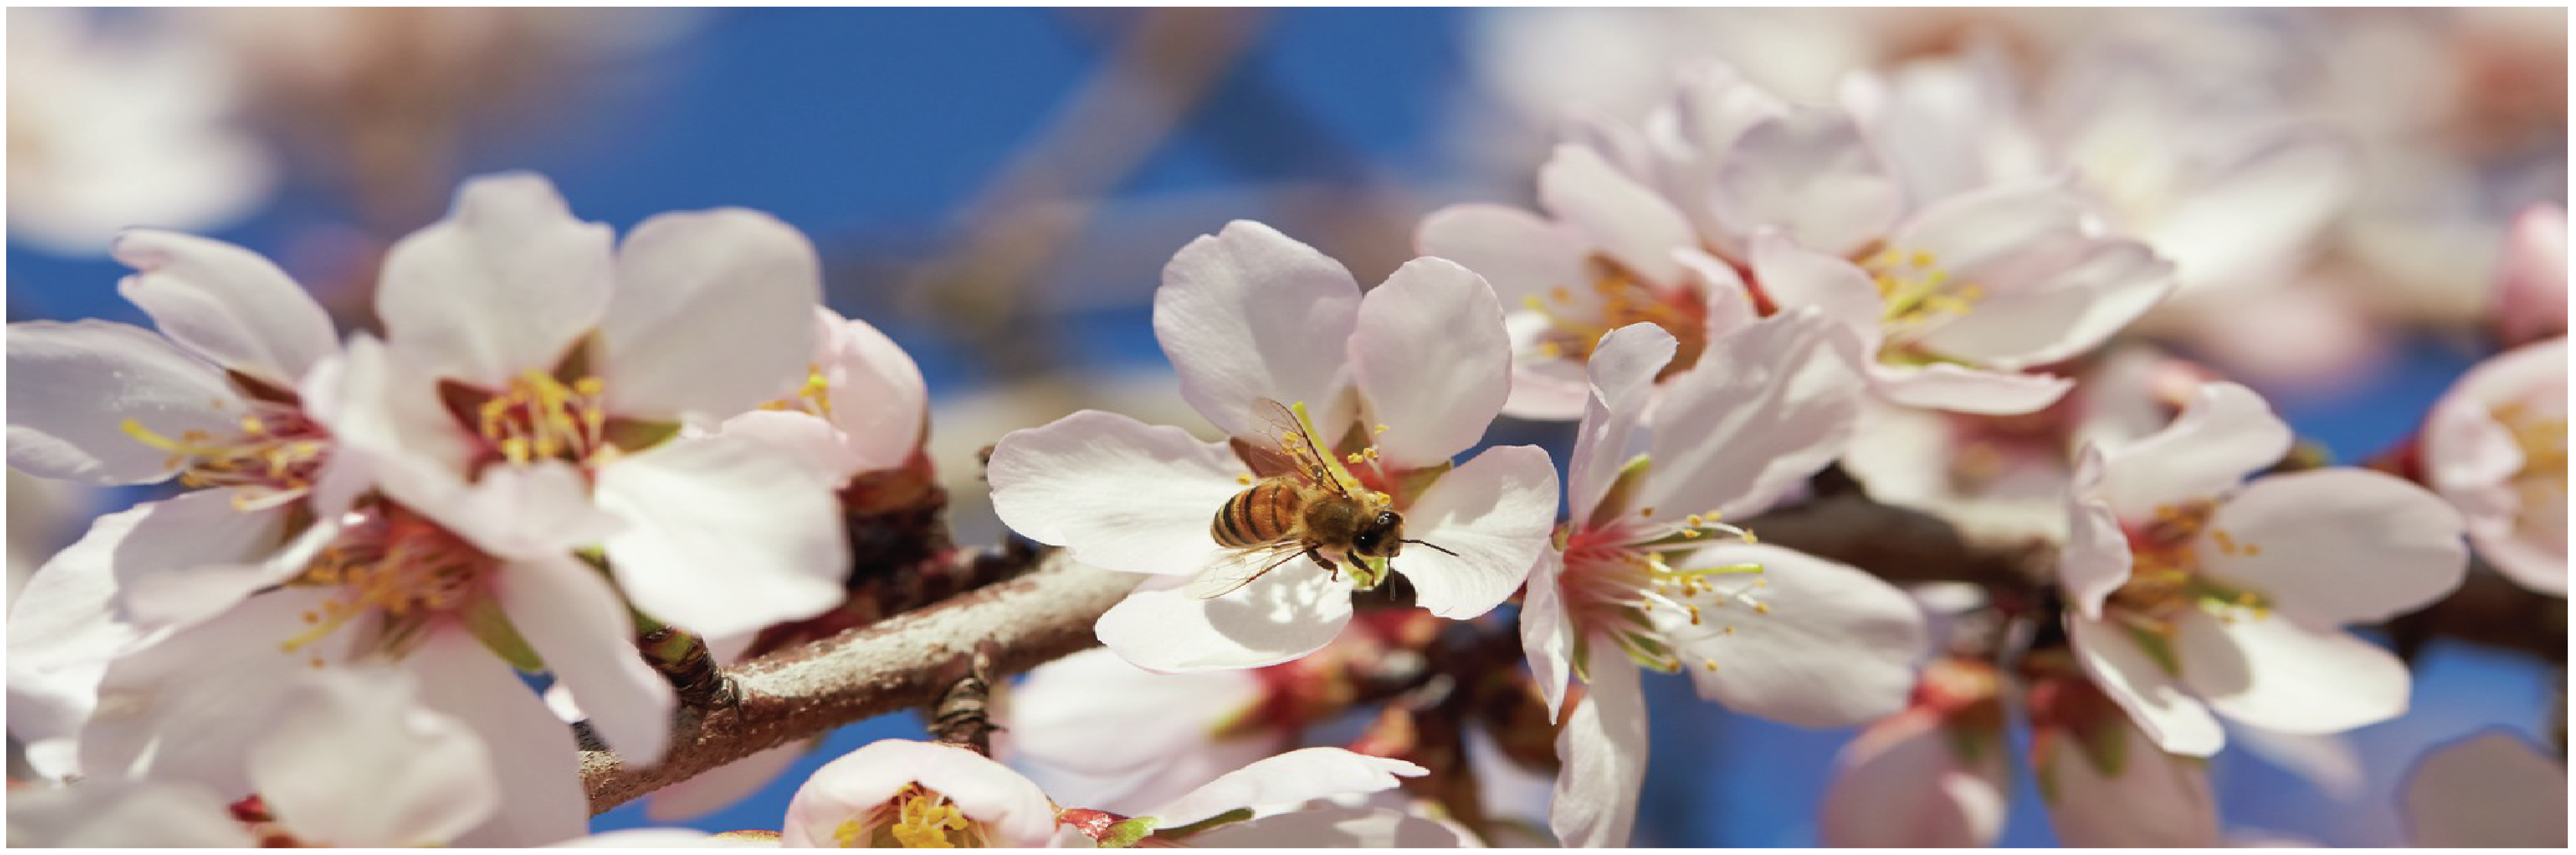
<box><xmin>1214</xmin><ymin>481</ymin><xmax>1301</xmax><ymax>547</ymax></box>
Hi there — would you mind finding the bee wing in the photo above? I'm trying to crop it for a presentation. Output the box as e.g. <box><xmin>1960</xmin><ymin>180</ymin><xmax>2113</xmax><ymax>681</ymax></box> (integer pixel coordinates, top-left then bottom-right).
<box><xmin>1249</xmin><ymin>397</ymin><xmax>1346</xmax><ymax>497</ymax></box>
<box><xmin>1229</xmin><ymin>436</ymin><xmax>1311</xmax><ymax>484</ymax></box>
<box><xmin>1183</xmin><ymin>542</ymin><xmax>1311</xmax><ymax>600</ymax></box>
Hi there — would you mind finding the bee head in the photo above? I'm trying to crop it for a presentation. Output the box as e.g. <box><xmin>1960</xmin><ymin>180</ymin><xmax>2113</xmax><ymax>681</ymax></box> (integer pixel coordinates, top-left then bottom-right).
<box><xmin>1351</xmin><ymin>510</ymin><xmax>1403</xmax><ymax>557</ymax></box>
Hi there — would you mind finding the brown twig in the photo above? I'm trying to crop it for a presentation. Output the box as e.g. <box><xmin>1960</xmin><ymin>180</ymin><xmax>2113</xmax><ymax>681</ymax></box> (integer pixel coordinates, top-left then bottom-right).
<box><xmin>580</xmin><ymin>550</ymin><xmax>1135</xmax><ymax>814</ymax></box>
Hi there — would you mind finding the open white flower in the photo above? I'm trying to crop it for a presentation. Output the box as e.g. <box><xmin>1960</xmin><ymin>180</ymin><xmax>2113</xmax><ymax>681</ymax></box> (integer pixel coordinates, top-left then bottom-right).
<box><xmin>715</xmin><ymin>306</ymin><xmax>930</xmax><ymax>487</ymax></box>
<box><xmin>2059</xmin><ymin>381</ymin><xmax>2469</xmax><ymax>757</ymax></box>
<box><xmin>1520</xmin><ymin>317</ymin><xmax>1927</xmax><ymax>846</ymax></box>
<box><xmin>989</xmin><ymin>221</ymin><xmax>1557</xmax><ymax>673</ymax></box>
<box><xmin>2421</xmin><ymin>337</ymin><xmax>2566</xmax><ymax>595</ymax></box>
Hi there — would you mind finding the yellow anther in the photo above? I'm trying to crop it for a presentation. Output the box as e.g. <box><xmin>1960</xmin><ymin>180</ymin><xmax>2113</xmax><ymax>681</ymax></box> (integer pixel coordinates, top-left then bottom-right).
<box><xmin>1523</xmin><ymin>295</ymin><xmax>1547</xmax><ymax>311</ymax></box>
<box><xmin>1550</xmin><ymin>286</ymin><xmax>1576</xmax><ymax>303</ymax></box>
<box><xmin>1346</xmin><ymin>452</ymin><xmax>1365</xmax><ymax>464</ymax></box>
<box><xmin>1236</xmin><ymin>474</ymin><xmax>1253</xmax><ymax>485</ymax></box>
<box><xmin>1375</xmin><ymin>423</ymin><xmax>1390</xmax><ymax>434</ymax></box>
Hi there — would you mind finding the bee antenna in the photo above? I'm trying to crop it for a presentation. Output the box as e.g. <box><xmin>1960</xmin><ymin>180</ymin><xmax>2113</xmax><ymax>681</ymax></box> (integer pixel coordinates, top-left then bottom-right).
<box><xmin>1404</xmin><ymin>539</ymin><xmax>1460</xmax><ymax>557</ymax></box>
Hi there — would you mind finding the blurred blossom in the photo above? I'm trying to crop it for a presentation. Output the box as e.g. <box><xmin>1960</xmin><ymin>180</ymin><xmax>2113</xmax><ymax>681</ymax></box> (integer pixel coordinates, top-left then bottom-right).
<box><xmin>1005</xmin><ymin>648</ymin><xmax>1277</xmax><ymax>817</ymax></box>
<box><xmin>7</xmin><ymin>8</ymin><xmax>275</xmax><ymax>254</ymax></box>
<box><xmin>2494</xmin><ymin>202</ymin><xmax>2569</xmax><ymax>349</ymax></box>
<box><xmin>2402</xmin><ymin>731</ymin><xmax>2569</xmax><ymax>847</ymax></box>
<box><xmin>714</xmin><ymin>307</ymin><xmax>932</xmax><ymax>490</ymax></box>
<box><xmin>2024</xmin><ymin>666</ymin><xmax>2220</xmax><ymax>847</ymax></box>
<box><xmin>2421</xmin><ymin>338</ymin><xmax>2568</xmax><ymax>596</ymax></box>
<box><xmin>1816</xmin><ymin>658</ymin><xmax>2011</xmax><ymax>848</ymax></box>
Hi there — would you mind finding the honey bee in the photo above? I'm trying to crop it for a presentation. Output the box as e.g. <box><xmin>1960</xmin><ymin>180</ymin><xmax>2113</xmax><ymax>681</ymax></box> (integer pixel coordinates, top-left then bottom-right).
<box><xmin>1193</xmin><ymin>398</ymin><xmax>1455</xmax><ymax>599</ymax></box>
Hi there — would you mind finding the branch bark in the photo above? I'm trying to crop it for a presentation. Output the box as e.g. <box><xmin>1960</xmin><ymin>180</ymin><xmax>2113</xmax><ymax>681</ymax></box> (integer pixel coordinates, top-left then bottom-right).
<box><xmin>580</xmin><ymin>551</ymin><xmax>1135</xmax><ymax>814</ymax></box>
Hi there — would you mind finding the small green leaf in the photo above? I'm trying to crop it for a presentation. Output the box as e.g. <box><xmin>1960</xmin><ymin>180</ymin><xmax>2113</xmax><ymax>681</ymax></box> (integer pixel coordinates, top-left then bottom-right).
<box><xmin>1155</xmin><ymin>808</ymin><xmax>1254</xmax><ymax>841</ymax></box>
<box><xmin>1097</xmin><ymin>817</ymin><xmax>1161</xmax><ymax>848</ymax></box>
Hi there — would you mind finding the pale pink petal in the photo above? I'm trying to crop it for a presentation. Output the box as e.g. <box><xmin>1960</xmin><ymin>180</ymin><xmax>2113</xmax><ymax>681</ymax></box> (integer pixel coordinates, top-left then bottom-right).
<box><xmin>2065</xmin><ymin>614</ymin><xmax>2225</xmax><ymax>757</ymax></box>
<box><xmin>407</xmin><ymin>628</ymin><xmax>589</xmax><ymax>847</ymax></box>
<box><xmin>2059</xmin><ymin>493</ymin><xmax>2133</xmax><ymax>622</ymax></box>
<box><xmin>2423</xmin><ymin>338</ymin><xmax>2568</xmax><ymax>595</ymax></box>
<box><xmin>2169</xmin><ymin>608</ymin><xmax>2409</xmax><ymax>736</ymax></box>
<box><xmin>784</xmin><ymin>740</ymin><xmax>1055</xmax><ymax>848</ymax></box>
<box><xmin>9</xmin><ymin>503</ymin><xmax>163</xmax><ymax>779</ymax></box>
<box><xmin>1009</xmin><ymin>648</ymin><xmax>1270</xmax><ymax>815</ymax></box>
<box><xmin>2495</xmin><ymin>203</ymin><xmax>2568</xmax><ymax>347</ymax></box>
<box><xmin>1817</xmin><ymin>709</ymin><xmax>2009</xmax><ymax>847</ymax></box>
<box><xmin>1095</xmin><ymin>568</ymin><xmax>1353</xmax><ymax>673</ymax></box>
<box><xmin>1551</xmin><ymin>641</ymin><xmax>1647</xmax><ymax>848</ymax></box>
<box><xmin>1520</xmin><ymin>549</ymin><xmax>1576</xmax><ymax>722</ymax></box>
<box><xmin>1348</xmin><ymin>257</ymin><xmax>1512</xmax><ymax>467</ymax></box>
<box><xmin>2197</xmin><ymin>470</ymin><xmax>2469</xmax><ymax>625</ymax></box>
<box><xmin>1711</xmin><ymin>108</ymin><xmax>1903</xmax><ymax>258</ymax></box>
<box><xmin>1912</xmin><ymin>240</ymin><xmax>2175</xmax><ymax>370</ymax></box>
<box><xmin>112</xmin><ymin>228</ymin><xmax>336</xmax><ymax>388</ymax></box>
<box><xmin>2094</xmin><ymin>381</ymin><xmax>2291</xmax><ymax>520</ymax></box>
<box><xmin>5</xmin><ymin>779</ymin><xmax>256</xmax><ymax>847</ymax></box>
<box><xmin>987</xmin><ymin>411</ymin><xmax>1245</xmax><ymax>577</ymax></box>
<box><xmin>1151</xmin><ymin>748</ymin><xmax>1425</xmax><ymax>828</ymax></box>
<box><xmin>1414</xmin><ymin>202</ymin><xmax>1592</xmax><ymax>306</ymax></box>
<box><xmin>599</xmin><ymin>209</ymin><xmax>822</xmax><ymax>421</ymax></box>
<box><xmin>1870</xmin><ymin>361</ymin><xmax>2072</xmax><ymax>416</ymax></box>
<box><xmin>1500</xmin><ymin>312</ymin><xmax>1594</xmax><ymax>421</ymax></box>
<box><xmin>815</xmin><ymin>308</ymin><xmax>929</xmax><ymax>472</ymax></box>
<box><xmin>116</xmin><ymin>498</ymin><xmax>315</xmax><ymax>631</ymax></box>
<box><xmin>1642</xmin><ymin>309</ymin><xmax>1865</xmax><ymax>520</ymax></box>
<box><xmin>1888</xmin><ymin>180</ymin><xmax>2084</xmax><ymax>279</ymax></box>
<box><xmin>77</xmin><ymin>587</ymin><xmax>347</xmax><ymax>795</ymax></box>
<box><xmin>424</xmin><ymin>459</ymin><xmax>625</xmax><ymax>561</ymax></box>
<box><xmin>309</xmin><ymin>335</ymin><xmax>480</xmax><ymax>508</ymax></box>
<box><xmin>1664</xmin><ymin>543</ymin><xmax>1927</xmax><ymax>727</ymax></box>
<box><xmin>252</xmin><ymin>670</ymin><xmax>498</xmax><ymax>846</ymax></box>
<box><xmin>1679</xmin><ymin>248</ymin><xmax>1759</xmax><ymax>339</ymax></box>
<box><xmin>1566</xmin><ymin>323</ymin><xmax>1674</xmax><ymax>521</ymax></box>
<box><xmin>7</xmin><ymin>319</ymin><xmax>238</xmax><ymax>483</ymax></box>
<box><xmin>1538</xmin><ymin>144</ymin><xmax>1698</xmax><ymax>286</ymax></box>
<box><xmin>596</xmin><ymin>435</ymin><xmax>847</xmax><ymax>639</ymax></box>
<box><xmin>376</xmin><ymin>173</ymin><xmax>612</xmax><ymax>388</ymax></box>
<box><xmin>647</xmin><ymin>744</ymin><xmax>805</xmax><ymax>823</ymax></box>
<box><xmin>1394</xmin><ymin>444</ymin><xmax>1559</xmax><ymax>619</ymax></box>
<box><xmin>2146</xmin><ymin>127</ymin><xmax>2354</xmax><ymax>293</ymax></box>
<box><xmin>1747</xmin><ymin>230</ymin><xmax>1884</xmax><ymax>345</ymax></box>
<box><xmin>714</xmin><ymin>410</ymin><xmax>866</xmax><ymax>485</ymax></box>
<box><xmin>498</xmin><ymin>554</ymin><xmax>678</xmax><ymax>765</ymax></box>
<box><xmin>2404</xmin><ymin>731</ymin><xmax>2569</xmax><ymax>847</ymax></box>
<box><xmin>1184</xmin><ymin>805</ymin><xmax>1473</xmax><ymax>847</ymax></box>
<box><xmin>2040</xmin><ymin>714</ymin><xmax>2219</xmax><ymax>846</ymax></box>
<box><xmin>1154</xmin><ymin>221</ymin><xmax>1362</xmax><ymax>441</ymax></box>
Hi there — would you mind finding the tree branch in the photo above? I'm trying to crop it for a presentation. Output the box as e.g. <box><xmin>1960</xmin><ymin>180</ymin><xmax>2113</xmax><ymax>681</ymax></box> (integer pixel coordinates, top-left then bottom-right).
<box><xmin>580</xmin><ymin>551</ymin><xmax>1135</xmax><ymax>814</ymax></box>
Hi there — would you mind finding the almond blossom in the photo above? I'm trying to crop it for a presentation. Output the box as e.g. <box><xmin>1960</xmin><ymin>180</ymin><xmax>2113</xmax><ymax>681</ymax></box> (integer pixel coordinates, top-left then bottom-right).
<box><xmin>2494</xmin><ymin>202</ymin><xmax>2569</xmax><ymax>349</ymax></box>
<box><xmin>2059</xmin><ymin>381</ymin><xmax>2470</xmax><ymax>756</ymax></box>
<box><xmin>715</xmin><ymin>305</ymin><xmax>930</xmax><ymax>490</ymax></box>
<box><xmin>1520</xmin><ymin>317</ymin><xmax>1928</xmax><ymax>846</ymax></box>
<box><xmin>1815</xmin><ymin>658</ymin><xmax>2010</xmax><ymax>848</ymax></box>
<box><xmin>988</xmin><ymin>221</ymin><xmax>1558</xmax><ymax>673</ymax></box>
<box><xmin>2421</xmin><ymin>337</ymin><xmax>2567</xmax><ymax>595</ymax></box>
<box><xmin>2023</xmin><ymin>661</ymin><xmax>2219</xmax><ymax>847</ymax></box>
<box><xmin>782</xmin><ymin>739</ymin><xmax>1426</xmax><ymax>848</ymax></box>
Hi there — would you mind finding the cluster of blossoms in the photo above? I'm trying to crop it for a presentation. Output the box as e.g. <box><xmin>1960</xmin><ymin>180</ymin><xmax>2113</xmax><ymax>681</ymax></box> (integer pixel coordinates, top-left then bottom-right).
<box><xmin>7</xmin><ymin>14</ymin><xmax>2562</xmax><ymax>849</ymax></box>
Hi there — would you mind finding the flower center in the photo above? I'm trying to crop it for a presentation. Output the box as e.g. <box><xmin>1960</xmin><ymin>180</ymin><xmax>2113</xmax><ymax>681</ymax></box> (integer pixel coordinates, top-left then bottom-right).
<box><xmin>121</xmin><ymin>402</ymin><xmax>330</xmax><ymax>511</ymax></box>
<box><xmin>1863</xmin><ymin>248</ymin><xmax>1986</xmax><ymax>353</ymax></box>
<box><xmin>2107</xmin><ymin>499</ymin><xmax>2271</xmax><ymax>632</ymax></box>
<box><xmin>760</xmin><ymin>363</ymin><xmax>836</xmax><ymax>420</ymax></box>
<box><xmin>2492</xmin><ymin>401</ymin><xmax>2568</xmax><ymax>520</ymax></box>
<box><xmin>1522</xmin><ymin>256</ymin><xmax>1711</xmax><ymax>377</ymax></box>
<box><xmin>474</xmin><ymin>369</ymin><xmax>612</xmax><ymax>468</ymax></box>
<box><xmin>279</xmin><ymin>503</ymin><xmax>494</xmax><ymax>664</ymax></box>
<box><xmin>836</xmin><ymin>785</ymin><xmax>983</xmax><ymax>848</ymax></box>
<box><xmin>1557</xmin><ymin>511</ymin><xmax>1765</xmax><ymax>674</ymax></box>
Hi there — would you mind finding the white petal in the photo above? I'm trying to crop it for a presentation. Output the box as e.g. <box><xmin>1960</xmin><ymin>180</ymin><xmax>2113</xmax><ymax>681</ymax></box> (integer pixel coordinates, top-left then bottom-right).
<box><xmin>1747</xmin><ymin>231</ymin><xmax>1885</xmax><ymax>345</ymax></box>
<box><xmin>1396</xmin><ymin>444</ymin><xmax>1558</xmax><ymax>619</ymax></box>
<box><xmin>1550</xmin><ymin>643</ymin><xmax>1647</xmax><ymax>848</ymax></box>
<box><xmin>1008</xmin><ymin>648</ymin><xmax>1269</xmax><ymax>815</ymax></box>
<box><xmin>1154</xmin><ymin>221</ymin><xmax>1362</xmax><ymax>441</ymax></box>
<box><xmin>815</xmin><ymin>308</ymin><xmax>929</xmax><ymax>473</ymax></box>
<box><xmin>784</xmin><ymin>740</ymin><xmax>1055</xmax><ymax>848</ymax></box>
<box><xmin>112</xmin><ymin>229</ymin><xmax>336</xmax><ymax>387</ymax></box>
<box><xmin>1151</xmin><ymin>747</ymin><xmax>1425</xmax><ymax>828</ymax></box>
<box><xmin>2403</xmin><ymin>732</ymin><xmax>2569</xmax><ymax>847</ymax></box>
<box><xmin>1667</xmin><ymin>543</ymin><xmax>1927</xmax><ymax>727</ymax></box>
<box><xmin>1870</xmin><ymin>361</ymin><xmax>2072</xmax><ymax>415</ymax></box>
<box><xmin>408</xmin><ymin>628</ymin><xmax>589</xmax><ymax>847</ymax></box>
<box><xmin>1185</xmin><ymin>805</ymin><xmax>1472</xmax><ymax>847</ymax></box>
<box><xmin>987</xmin><ymin>411</ymin><xmax>1245</xmax><ymax>577</ymax></box>
<box><xmin>1500</xmin><ymin>312</ymin><xmax>1596</xmax><ymax>421</ymax></box>
<box><xmin>1912</xmin><ymin>240</ymin><xmax>2176</xmax><ymax>370</ymax></box>
<box><xmin>377</xmin><ymin>173</ymin><xmax>612</xmax><ymax>388</ymax></box>
<box><xmin>309</xmin><ymin>334</ymin><xmax>481</xmax><ymax>508</ymax></box>
<box><xmin>2094</xmin><ymin>381</ymin><xmax>2289</xmax><ymax>520</ymax></box>
<box><xmin>2065</xmin><ymin>614</ymin><xmax>2225</xmax><ymax>757</ymax></box>
<box><xmin>2198</xmin><ymin>470</ymin><xmax>2469</xmax><ymax>625</ymax></box>
<box><xmin>9</xmin><ymin>506</ymin><xmax>159</xmax><ymax>778</ymax></box>
<box><xmin>7</xmin><ymin>320</ymin><xmax>237</xmax><ymax>483</ymax></box>
<box><xmin>712</xmin><ymin>410</ymin><xmax>866</xmax><ymax>486</ymax></box>
<box><xmin>2169</xmin><ymin>608</ymin><xmax>2409</xmax><ymax>736</ymax></box>
<box><xmin>252</xmin><ymin>669</ymin><xmax>499</xmax><ymax>846</ymax></box>
<box><xmin>498</xmin><ymin>554</ymin><xmax>677</xmax><ymax>765</ymax></box>
<box><xmin>2040</xmin><ymin>714</ymin><xmax>2219</xmax><ymax>846</ymax></box>
<box><xmin>1817</xmin><ymin>710</ymin><xmax>2009</xmax><ymax>847</ymax></box>
<box><xmin>1567</xmin><ymin>322</ymin><xmax>1675</xmax><ymax>522</ymax></box>
<box><xmin>599</xmin><ymin>209</ymin><xmax>823</xmax><ymax>421</ymax></box>
<box><xmin>2496</xmin><ymin>203</ymin><xmax>2569</xmax><ymax>347</ymax></box>
<box><xmin>1887</xmin><ymin>180</ymin><xmax>2084</xmax><ymax>279</ymax></box>
<box><xmin>597</xmin><ymin>435</ymin><xmax>847</xmax><ymax>639</ymax></box>
<box><xmin>1520</xmin><ymin>550</ymin><xmax>1576</xmax><ymax>722</ymax></box>
<box><xmin>1538</xmin><ymin>144</ymin><xmax>1699</xmax><ymax>286</ymax></box>
<box><xmin>1096</xmin><ymin>568</ymin><xmax>1353</xmax><ymax>673</ymax></box>
<box><xmin>1348</xmin><ymin>257</ymin><xmax>1512</xmax><ymax>468</ymax></box>
<box><xmin>1414</xmin><ymin>202</ymin><xmax>1592</xmax><ymax>306</ymax></box>
<box><xmin>2059</xmin><ymin>489</ymin><xmax>2133</xmax><ymax>621</ymax></box>
<box><xmin>114</xmin><ymin>497</ymin><xmax>307</xmax><ymax>631</ymax></box>
<box><xmin>77</xmin><ymin>587</ymin><xmax>346</xmax><ymax>793</ymax></box>
<box><xmin>646</xmin><ymin>743</ymin><xmax>805</xmax><ymax>823</ymax></box>
<box><xmin>421</xmin><ymin>459</ymin><xmax>624</xmax><ymax>561</ymax></box>
<box><xmin>1711</xmin><ymin>108</ymin><xmax>1903</xmax><ymax>258</ymax></box>
<box><xmin>5</xmin><ymin>779</ymin><xmax>256</xmax><ymax>847</ymax></box>
<box><xmin>2146</xmin><ymin>127</ymin><xmax>2354</xmax><ymax>292</ymax></box>
<box><xmin>1642</xmin><ymin>309</ymin><xmax>1865</xmax><ymax>520</ymax></box>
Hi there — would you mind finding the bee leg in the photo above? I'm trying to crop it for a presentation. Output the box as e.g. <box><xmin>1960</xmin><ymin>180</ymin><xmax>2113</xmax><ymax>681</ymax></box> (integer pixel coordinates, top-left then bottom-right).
<box><xmin>1307</xmin><ymin>547</ymin><xmax>1340</xmax><ymax>581</ymax></box>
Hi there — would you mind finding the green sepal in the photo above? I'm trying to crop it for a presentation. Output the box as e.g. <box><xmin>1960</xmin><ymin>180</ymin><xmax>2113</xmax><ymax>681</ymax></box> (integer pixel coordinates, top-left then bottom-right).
<box><xmin>604</xmin><ymin>418</ymin><xmax>682</xmax><ymax>453</ymax></box>
<box><xmin>464</xmin><ymin>598</ymin><xmax>545</xmax><ymax>673</ymax></box>
<box><xmin>1097</xmin><ymin>817</ymin><xmax>1161</xmax><ymax>848</ymax></box>
<box><xmin>1153</xmin><ymin>808</ymin><xmax>1253</xmax><ymax>842</ymax></box>
<box><xmin>2075</xmin><ymin>714</ymin><xmax>2130</xmax><ymax>779</ymax></box>
<box><xmin>1583</xmin><ymin>455</ymin><xmax>1654</xmax><ymax>530</ymax></box>
<box><xmin>2121</xmin><ymin>623</ymin><xmax>2182</xmax><ymax>676</ymax></box>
